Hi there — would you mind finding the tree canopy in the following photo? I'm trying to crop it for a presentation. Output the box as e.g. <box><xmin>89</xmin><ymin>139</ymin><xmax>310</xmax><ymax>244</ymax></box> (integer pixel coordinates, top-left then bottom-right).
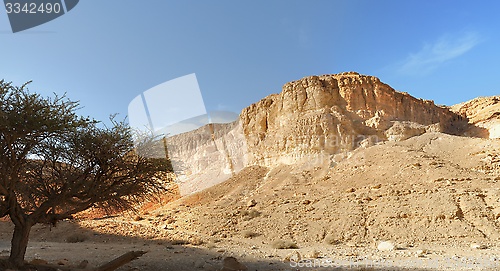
<box><xmin>0</xmin><ymin>80</ymin><xmax>172</xmax><ymax>268</ymax></box>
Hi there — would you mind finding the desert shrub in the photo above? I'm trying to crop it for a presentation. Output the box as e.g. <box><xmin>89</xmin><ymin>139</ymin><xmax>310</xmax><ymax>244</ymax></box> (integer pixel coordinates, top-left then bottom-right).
<box><xmin>271</xmin><ymin>240</ymin><xmax>298</xmax><ymax>249</ymax></box>
<box><xmin>210</xmin><ymin>237</ymin><xmax>222</xmax><ymax>243</ymax></box>
<box><xmin>164</xmin><ymin>217</ymin><xmax>176</xmax><ymax>224</ymax></box>
<box><xmin>241</xmin><ymin>210</ymin><xmax>261</xmax><ymax>220</ymax></box>
<box><xmin>189</xmin><ymin>237</ymin><xmax>204</xmax><ymax>246</ymax></box>
<box><xmin>205</xmin><ymin>242</ymin><xmax>217</xmax><ymax>249</ymax></box>
<box><xmin>241</xmin><ymin>230</ymin><xmax>259</xmax><ymax>238</ymax></box>
<box><xmin>324</xmin><ymin>234</ymin><xmax>340</xmax><ymax>245</ymax></box>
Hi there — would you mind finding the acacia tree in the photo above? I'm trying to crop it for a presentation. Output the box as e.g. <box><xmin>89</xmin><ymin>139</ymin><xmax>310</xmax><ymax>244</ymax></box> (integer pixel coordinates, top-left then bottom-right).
<box><xmin>0</xmin><ymin>81</ymin><xmax>171</xmax><ymax>268</ymax></box>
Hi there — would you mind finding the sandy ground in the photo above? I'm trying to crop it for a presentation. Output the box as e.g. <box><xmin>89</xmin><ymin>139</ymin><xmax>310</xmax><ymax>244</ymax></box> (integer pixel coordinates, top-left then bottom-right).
<box><xmin>2</xmin><ymin>132</ymin><xmax>500</xmax><ymax>270</ymax></box>
<box><xmin>1</xmin><ymin>220</ymin><xmax>500</xmax><ymax>271</ymax></box>
<box><xmin>0</xmin><ymin>220</ymin><xmax>500</xmax><ymax>271</ymax></box>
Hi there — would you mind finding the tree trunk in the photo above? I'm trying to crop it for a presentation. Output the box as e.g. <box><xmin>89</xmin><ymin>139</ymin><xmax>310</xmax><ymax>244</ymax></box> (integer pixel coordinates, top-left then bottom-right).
<box><xmin>9</xmin><ymin>222</ymin><xmax>33</xmax><ymax>267</ymax></box>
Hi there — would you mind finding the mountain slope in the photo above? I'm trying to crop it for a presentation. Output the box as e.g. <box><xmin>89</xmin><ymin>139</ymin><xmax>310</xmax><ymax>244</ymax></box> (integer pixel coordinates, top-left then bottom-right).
<box><xmin>169</xmin><ymin>72</ymin><xmax>484</xmax><ymax>195</ymax></box>
<box><xmin>451</xmin><ymin>96</ymin><xmax>500</xmax><ymax>138</ymax></box>
<box><xmin>165</xmin><ymin>132</ymin><xmax>500</xmax><ymax>248</ymax></box>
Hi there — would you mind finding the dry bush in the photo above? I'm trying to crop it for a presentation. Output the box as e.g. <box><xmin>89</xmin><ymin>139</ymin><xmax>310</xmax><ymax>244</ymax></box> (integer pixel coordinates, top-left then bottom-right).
<box><xmin>241</xmin><ymin>209</ymin><xmax>261</xmax><ymax>220</ymax></box>
<box><xmin>205</xmin><ymin>242</ymin><xmax>217</xmax><ymax>249</ymax></box>
<box><xmin>241</xmin><ymin>230</ymin><xmax>259</xmax><ymax>238</ymax></box>
<box><xmin>271</xmin><ymin>240</ymin><xmax>298</xmax><ymax>249</ymax></box>
<box><xmin>133</xmin><ymin>215</ymin><xmax>143</xmax><ymax>221</ymax></box>
<box><xmin>189</xmin><ymin>236</ymin><xmax>204</xmax><ymax>246</ymax></box>
<box><xmin>324</xmin><ymin>234</ymin><xmax>340</xmax><ymax>245</ymax></box>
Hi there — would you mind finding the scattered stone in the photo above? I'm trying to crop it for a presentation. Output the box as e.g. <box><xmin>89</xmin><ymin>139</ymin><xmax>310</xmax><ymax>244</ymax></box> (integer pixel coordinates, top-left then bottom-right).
<box><xmin>415</xmin><ymin>249</ymin><xmax>427</xmax><ymax>257</ymax></box>
<box><xmin>77</xmin><ymin>260</ymin><xmax>89</xmax><ymax>269</ymax></box>
<box><xmin>283</xmin><ymin>251</ymin><xmax>302</xmax><ymax>262</ymax></box>
<box><xmin>377</xmin><ymin>241</ymin><xmax>396</xmax><ymax>251</ymax></box>
<box><xmin>271</xmin><ymin>240</ymin><xmax>298</xmax><ymax>249</ymax></box>
<box><xmin>221</xmin><ymin>256</ymin><xmax>247</xmax><ymax>271</ymax></box>
<box><xmin>247</xmin><ymin>199</ymin><xmax>257</xmax><ymax>208</ymax></box>
<box><xmin>371</xmin><ymin>184</ymin><xmax>382</xmax><ymax>190</ymax></box>
<box><xmin>345</xmin><ymin>187</ymin><xmax>356</xmax><ymax>193</ymax></box>
<box><xmin>345</xmin><ymin>242</ymin><xmax>358</xmax><ymax>247</ymax></box>
<box><xmin>301</xmin><ymin>199</ymin><xmax>311</xmax><ymax>205</ymax></box>
<box><xmin>306</xmin><ymin>250</ymin><xmax>321</xmax><ymax>259</ymax></box>
<box><xmin>470</xmin><ymin>243</ymin><xmax>487</xmax><ymax>249</ymax></box>
<box><xmin>162</xmin><ymin>224</ymin><xmax>174</xmax><ymax>230</ymax></box>
<box><xmin>57</xmin><ymin>259</ymin><xmax>70</xmax><ymax>265</ymax></box>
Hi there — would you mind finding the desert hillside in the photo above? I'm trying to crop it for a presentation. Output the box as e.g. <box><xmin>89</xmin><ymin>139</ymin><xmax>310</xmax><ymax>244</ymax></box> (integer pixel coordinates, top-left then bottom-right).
<box><xmin>2</xmin><ymin>72</ymin><xmax>500</xmax><ymax>271</ymax></box>
<box><xmin>451</xmin><ymin>96</ymin><xmax>500</xmax><ymax>138</ymax></box>
<box><xmin>170</xmin><ymin>72</ymin><xmax>489</xmax><ymax>195</ymax></box>
<box><xmin>54</xmin><ymin>132</ymin><xmax>500</xmax><ymax>270</ymax></box>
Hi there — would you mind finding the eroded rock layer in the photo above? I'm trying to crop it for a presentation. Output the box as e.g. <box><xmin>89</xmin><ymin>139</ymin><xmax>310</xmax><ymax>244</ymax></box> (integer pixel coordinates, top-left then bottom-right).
<box><xmin>168</xmin><ymin>72</ymin><xmax>492</xmax><ymax>194</ymax></box>
<box><xmin>240</xmin><ymin>72</ymin><xmax>462</xmax><ymax>167</ymax></box>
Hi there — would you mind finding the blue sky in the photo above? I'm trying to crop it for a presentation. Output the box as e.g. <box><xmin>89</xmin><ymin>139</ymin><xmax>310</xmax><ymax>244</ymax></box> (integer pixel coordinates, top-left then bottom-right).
<box><xmin>1</xmin><ymin>0</ymin><xmax>499</xmax><ymax>124</ymax></box>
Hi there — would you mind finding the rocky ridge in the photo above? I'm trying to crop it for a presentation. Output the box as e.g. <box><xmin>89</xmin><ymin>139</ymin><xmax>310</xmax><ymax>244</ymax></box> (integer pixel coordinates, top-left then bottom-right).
<box><xmin>169</xmin><ymin>72</ymin><xmax>486</xmax><ymax>194</ymax></box>
<box><xmin>240</xmin><ymin>72</ymin><xmax>465</xmax><ymax>168</ymax></box>
<box><xmin>451</xmin><ymin>96</ymin><xmax>500</xmax><ymax>138</ymax></box>
<box><xmin>11</xmin><ymin>72</ymin><xmax>500</xmax><ymax>271</ymax></box>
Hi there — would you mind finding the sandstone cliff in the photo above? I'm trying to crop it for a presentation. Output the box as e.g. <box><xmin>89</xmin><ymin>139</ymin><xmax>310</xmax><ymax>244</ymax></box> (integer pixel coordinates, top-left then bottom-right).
<box><xmin>240</xmin><ymin>72</ymin><xmax>463</xmax><ymax>167</ymax></box>
<box><xmin>451</xmin><ymin>96</ymin><xmax>500</xmax><ymax>138</ymax></box>
<box><xmin>168</xmin><ymin>72</ymin><xmax>489</xmax><ymax>194</ymax></box>
<box><xmin>166</xmin><ymin>121</ymin><xmax>247</xmax><ymax>195</ymax></box>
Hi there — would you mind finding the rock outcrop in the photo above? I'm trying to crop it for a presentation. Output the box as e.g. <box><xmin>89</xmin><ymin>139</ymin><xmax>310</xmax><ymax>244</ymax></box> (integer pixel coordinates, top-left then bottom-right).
<box><xmin>240</xmin><ymin>72</ymin><xmax>462</xmax><ymax>167</ymax></box>
<box><xmin>167</xmin><ymin>72</ymin><xmax>489</xmax><ymax>194</ymax></box>
<box><xmin>165</xmin><ymin>121</ymin><xmax>247</xmax><ymax>195</ymax></box>
<box><xmin>451</xmin><ymin>96</ymin><xmax>500</xmax><ymax>138</ymax></box>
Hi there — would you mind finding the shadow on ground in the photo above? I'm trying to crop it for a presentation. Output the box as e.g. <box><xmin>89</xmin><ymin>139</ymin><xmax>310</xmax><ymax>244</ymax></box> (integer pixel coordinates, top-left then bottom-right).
<box><xmin>0</xmin><ymin>220</ymin><xmax>498</xmax><ymax>271</ymax></box>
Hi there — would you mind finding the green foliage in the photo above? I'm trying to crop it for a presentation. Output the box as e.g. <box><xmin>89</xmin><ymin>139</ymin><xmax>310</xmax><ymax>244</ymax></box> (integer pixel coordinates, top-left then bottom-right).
<box><xmin>0</xmin><ymin>80</ymin><xmax>173</xmax><ymax>267</ymax></box>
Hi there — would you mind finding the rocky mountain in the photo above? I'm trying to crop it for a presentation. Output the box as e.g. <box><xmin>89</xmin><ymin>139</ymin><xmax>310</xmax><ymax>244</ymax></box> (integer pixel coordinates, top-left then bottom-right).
<box><xmin>43</xmin><ymin>72</ymin><xmax>500</xmax><ymax>271</ymax></box>
<box><xmin>240</xmin><ymin>72</ymin><xmax>466</xmax><ymax>168</ymax></box>
<box><xmin>168</xmin><ymin>72</ymin><xmax>491</xmax><ymax>195</ymax></box>
<box><xmin>166</xmin><ymin>121</ymin><xmax>247</xmax><ymax>195</ymax></box>
<box><xmin>451</xmin><ymin>96</ymin><xmax>500</xmax><ymax>138</ymax></box>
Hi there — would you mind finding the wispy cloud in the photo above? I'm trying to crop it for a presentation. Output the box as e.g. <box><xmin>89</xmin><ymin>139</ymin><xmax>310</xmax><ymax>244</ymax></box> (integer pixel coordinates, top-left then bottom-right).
<box><xmin>396</xmin><ymin>32</ymin><xmax>482</xmax><ymax>76</ymax></box>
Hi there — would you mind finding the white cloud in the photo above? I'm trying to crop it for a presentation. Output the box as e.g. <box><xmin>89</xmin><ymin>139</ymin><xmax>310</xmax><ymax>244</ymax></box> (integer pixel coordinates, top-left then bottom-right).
<box><xmin>397</xmin><ymin>32</ymin><xmax>482</xmax><ymax>75</ymax></box>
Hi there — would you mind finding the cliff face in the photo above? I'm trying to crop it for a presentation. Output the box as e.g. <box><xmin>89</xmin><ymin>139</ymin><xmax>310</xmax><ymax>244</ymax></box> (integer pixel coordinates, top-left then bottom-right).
<box><xmin>240</xmin><ymin>72</ymin><xmax>461</xmax><ymax>167</ymax></box>
<box><xmin>166</xmin><ymin>121</ymin><xmax>247</xmax><ymax>195</ymax></box>
<box><xmin>451</xmin><ymin>96</ymin><xmax>500</xmax><ymax>138</ymax></box>
<box><xmin>167</xmin><ymin>72</ymin><xmax>490</xmax><ymax>195</ymax></box>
